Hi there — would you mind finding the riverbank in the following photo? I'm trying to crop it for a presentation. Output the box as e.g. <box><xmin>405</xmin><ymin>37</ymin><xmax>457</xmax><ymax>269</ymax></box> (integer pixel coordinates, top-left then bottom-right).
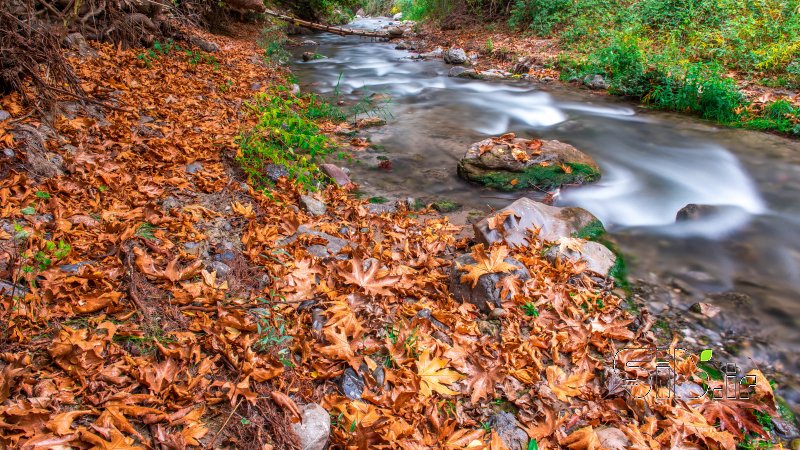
<box><xmin>401</xmin><ymin>18</ymin><xmax>800</xmax><ymax>138</ymax></box>
<box><xmin>0</xmin><ymin>16</ymin><xmax>797</xmax><ymax>450</ymax></box>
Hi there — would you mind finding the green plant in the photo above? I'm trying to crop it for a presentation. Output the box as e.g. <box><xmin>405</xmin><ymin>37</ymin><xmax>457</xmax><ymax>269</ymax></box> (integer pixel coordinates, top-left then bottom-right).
<box><xmin>650</xmin><ymin>62</ymin><xmax>744</xmax><ymax>123</ymax></box>
<box><xmin>252</xmin><ymin>302</ymin><xmax>294</xmax><ymax>367</ymax></box>
<box><xmin>485</xmin><ymin>38</ymin><xmax>494</xmax><ymax>53</ymax></box>
<box><xmin>135</xmin><ymin>222</ymin><xmax>157</xmax><ymax>240</ymax></box>
<box><xmin>522</xmin><ymin>302</ymin><xmax>539</xmax><ymax>317</ymax></box>
<box><xmin>509</xmin><ymin>0</ymin><xmax>570</xmax><ymax>35</ymax></box>
<box><xmin>237</xmin><ymin>91</ymin><xmax>336</xmax><ymax>190</ymax></box>
<box><xmin>258</xmin><ymin>24</ymin><xmax>291</xmax><ymax>65</ymax></box>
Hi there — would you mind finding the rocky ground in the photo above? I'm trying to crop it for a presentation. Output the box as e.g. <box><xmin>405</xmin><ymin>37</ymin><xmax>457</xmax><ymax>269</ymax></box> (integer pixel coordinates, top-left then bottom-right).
<box><xmin>0</xmin><ymin>17</ymin><xmax>797</xmax><ymax>450</ymax></box>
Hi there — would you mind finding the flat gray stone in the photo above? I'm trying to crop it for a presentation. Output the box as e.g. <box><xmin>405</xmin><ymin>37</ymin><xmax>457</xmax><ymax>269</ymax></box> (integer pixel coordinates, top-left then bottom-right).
<box><xmin>300</xmin><ymin>195</ymin><xmax>327</xmax><ymax>216</ymax></box>
<box><xmin>474</xmin><ymin>198</ymin><xmax>598</xmax><ymax>247</ymax></box>
<box><xmin>545</xmin><ymin>240</ymin><xmax>616</xmax><ymax>276</ymax></box>
<box><xmin>291</xmin><ymin>403</ymin><xmax>331</xmax><ymax>450</ymax></box>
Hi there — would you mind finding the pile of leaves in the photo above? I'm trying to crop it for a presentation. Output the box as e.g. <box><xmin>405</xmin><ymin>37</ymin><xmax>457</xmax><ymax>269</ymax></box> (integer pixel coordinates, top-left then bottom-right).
<box><xmin>0</xmin><ymin>20</ymin><xmax>791</xmax><ymax>450</ymax></box>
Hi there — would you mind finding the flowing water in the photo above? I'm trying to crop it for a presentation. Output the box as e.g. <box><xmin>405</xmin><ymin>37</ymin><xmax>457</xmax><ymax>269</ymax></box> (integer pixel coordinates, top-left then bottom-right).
<box><xmin>290</xmin><ymin>18</ymin><xmax>800</xmax><ymax>404</ymax></box>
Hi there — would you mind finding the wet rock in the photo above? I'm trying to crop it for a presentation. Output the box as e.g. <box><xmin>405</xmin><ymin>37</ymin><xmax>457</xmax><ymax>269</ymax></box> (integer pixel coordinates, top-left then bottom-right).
<box><xmin>59</xmin><ymin>261</ymin><xmax>94</xmax><ymax>274</ymax></box>
<box><xmin>291</xmin><ymin>402</ymin><xmax>331</xmax><ymax>450</ymax></box>
<box><xmin>490</xmin><ymin>412</ymin><xmax>528</xmax><ymax>450</ymax></box>
<box><xmin>512</xmin><ymin>56</ymin><xmax>536</xmax><ymax>75</ymax></box>
<box><xmin>366</xmin><ymin>203</ymin><xmax>397</xmax><ymax>214</ymax></box>
<box><xmin>432</xmin><ymin>200</ymin><xmax>459</xmax><ymax>213</ymax></box>
<box><xmin>208</xmin><ymin>261</ymin><xmax>231</xmax><ymax>279</ymax></box>
<box><xmin>302</xmin><ymin>52</ymin><xmax>325</xmax><ymax>62</ymax></box>
<box><xmin>0</xmin><ymin>281</ymin><xmax>28</xmax><ymax>297</ymax></box>
<box><xmin>0</xmin><ymin>110</ymin><xmax>10</xmax><ymax>121</ymax></box>
<box><xmin>162</xmin><ymin>196</ymin><xmax>181</xmax><ymax>212</ymax></box>
<box><xmin>420</xmin><ymin>47</ymin><xmax>444</xmax><ymax>59</ymax></box>
<box><xmin>319</xmin><ymin>164</ymin><xmax>351</xmax><ymax>186</ymax></box>
<box><xmin>689</xmin><ymin>302</ymin><xmax>721</xmax><ymax>318</ymax></box>
<box><xmin>451</xmin><ymin>68</ymin><xmax>485</xmax><ymax>79</ymax></box>
<box><xmin>341</xmin><ymin>368</ymin><xmax>365</xmax><ymax>400</ymax></box>
<box><xmin>584</xmin><ymin>74</ymin><xmax>608</xmax><ymax>90</ymax></box>
<box><xmin>444</xmin><ymin>47</ymin><xmax>468</xmax><ymax>64</ymax></box>
<box><xmin>300</xmin><ymin>195</ymin><xmax>327</xmax><ymax>216</ymax></box>
<box><xmin>356</xmin><ymin>117</ymin><xmax>387</xmax><ymax>128</ymax></box>
<box><xmin>184</xmin><ymin>241</ymin><xmax>208</xmax><ymax>257</ymax></box>
<box><xmin>301</xmin><ymin>39</ymin><xmax>319</xmax><ymax>46</ymax></box>
<box><xmin>185</xmin><ymin>161</ymin><xmax>203</xmax><ymax>174</ymax></box>
<box><xmin>188</xmin><ymin>36</ymin><xmax>219</xmax><ymax>53</ymax></box>
<box><xmin>63</xmin><ymin>33</ymin><xmax>95</xmax><ymax>57</ymax></box>
<box><xmin>595</xmin><ymin>427</ymin><xmax>630</xmax><ymax>449</ymax></box>
<box><xmin>474</xmin><ymin>198</ymin><xmax>599</xmax><ymax>247</ymax></box>
<box><xmin>676</xmin><ymin>203</ymin><xmax>724</xmax><ymax>221</ymax></box>
<box><xmin>279</xmin><ymin>225</ymin><xmax>354</xmax><ymax>258</ymax></box>
<box><xmin>387</xmin><ymin>27</ymin><xmax>404</xmax><ymax>38</ymax></box>
<box><xmin>482</xmin><ymin>69</ymin><xmax>510</xmax><ymax>79</ymax></box>
<box><xmin>545</xmin><ymin>240</ymin><xmax>616</xmax><ymax>276</ymax></box>
<box><xmin>457</xmin><ymin>136</ymin><xmax>600</xmax><ymax>191</ymax></box>
<box><xmin>368</xmin><ymin>92</ymin><xmax>391</xmax><ymax>102</ymax></box>
<box><xmin>393</xmin><ymin>12</ymin><xmax>403</xmax><ymax>20</ymax></box>
<box><xmin>450</xmin><ymin>253</ymin><xmax>530</xmax><ymax>312</ymax></box>
<box><xmin>265</xmin><ymin>163</ymin><xmax>290</xmax><ymax>182</ymax></box>
<box><xmin>416</xmin><ymin>308</ymin><xmax>449</xmax><ymax>330</ymax></box>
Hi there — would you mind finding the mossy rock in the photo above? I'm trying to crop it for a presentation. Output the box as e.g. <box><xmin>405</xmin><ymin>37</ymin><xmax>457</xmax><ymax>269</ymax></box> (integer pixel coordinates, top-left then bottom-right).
<box><xmin>457</xmin><ymin>136</ymin><xmax>601</xmax><ymax>191</ymax></box>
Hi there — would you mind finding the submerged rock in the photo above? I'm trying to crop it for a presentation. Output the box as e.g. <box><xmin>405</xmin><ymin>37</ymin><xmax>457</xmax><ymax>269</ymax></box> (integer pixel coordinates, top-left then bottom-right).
<box><xmin>675</xmin><ymin>203</ymin><xmax>728</xmax><ymax>221</ymax></box>
<box><xmin>474</xmin><ymin>198</ymin><xmax>598</xmax><ymax>247</ymax></box>
<box><xmin>448</xmin><ymin>67</ymin><xmax>484</xmax><ymax>79</ymax></box>
<box><xmin>449</xmin><ymin>253</ymin><xmax>530</xmax><ymax>312</ymax></box>
<box><xmin>457</xmin><ymin>135</ymin><xmax>600</xmax><ymax>191</ymax></box>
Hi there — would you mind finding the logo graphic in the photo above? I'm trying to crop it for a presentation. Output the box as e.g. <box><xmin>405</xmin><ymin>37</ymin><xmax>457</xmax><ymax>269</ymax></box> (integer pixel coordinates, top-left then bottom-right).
<box><xmin>613</xmin><ymin>346</ymin><xmax>758</xmax><ymax>401</ymax></box>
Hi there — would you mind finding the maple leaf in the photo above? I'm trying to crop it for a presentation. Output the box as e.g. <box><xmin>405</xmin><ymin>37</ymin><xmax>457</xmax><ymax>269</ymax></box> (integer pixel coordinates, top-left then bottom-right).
<box><xmin>486</xmin><ymin>210</ymin><xmax>515</xmax><ymax>234</ymax></box>
<box><xmin>416</xmin><ymin>350</ymin><xmax>463</xmax><ymax>397</ymax></box>
<box><xmin>498</xmin><ymin>275</ymin><xmax>523</xmax><ymax>300</ymax></box>
<box><xmin>232</xmin><ymin>201</ymin><xmax>255</xmax><ymax>218</ymax></box>
<box><xmin>560</xmin><ymin>163</ymin><xmax>573</xmax><ymax>174</ymax></box>
<box><xmin>318</xmin><ymin>326</ymin><xmax>360</xmax><ymax>369</ymax></box>
<box><xmin>443</xmin><ymin>427</ymin><xmax>485</xmax><ymax>449</ymax></box>
<box><xmin>459</xmin><ymin>244</ymin><xmax>518</xmax><ymax>288</ymax></box>
<box><xmin>462</xmin><ymin>355</ymin><xmax>502</xmax><ymax>403</ymax></box>
<box><xmin>527</xmin><ymin>139</ymin><xmax>543</xmax><ymax>151</ymax></box>
<box><xmin>511</xmin><ymin>147</ymin><xmax>529</xmax><ymax>162</ymax></box>
<box><xmin>545</xmin><ymin>365</ymin><xmax>591</xmax><ymax>402</ymax></box>
<box><xmin>46</xmin><ymin>410</ymin><xmax>92</xmax><ymax>435</ymax></box>
<box><xmin>698</xmin><ymin>399</ymin><xmax>767</xmax><ymax>439</ymax></box>
<box><xmin>562</xmin><ymin>426</ymin><xmax>601</xmax><ymax>450</ymax></box>
<box><xmin>557</xmin><ymin>237</ymin><xmax>585</xmax><ymax>253</ymax></box>
<box><xmin>339</xmin><ymin>258</ymin><xmax>399</xmax><ymax>297</ymax></box>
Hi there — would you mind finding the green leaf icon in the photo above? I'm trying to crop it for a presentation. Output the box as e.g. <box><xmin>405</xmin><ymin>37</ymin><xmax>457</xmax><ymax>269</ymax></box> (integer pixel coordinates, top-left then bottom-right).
<box><xmin>700</xmin><ymin>349</ymin><xmax>713</xmax><ymax>362</ymax></box>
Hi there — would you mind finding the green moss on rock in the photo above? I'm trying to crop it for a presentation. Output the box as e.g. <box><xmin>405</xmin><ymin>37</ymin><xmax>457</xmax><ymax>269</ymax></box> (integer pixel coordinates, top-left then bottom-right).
<box><xmin>464</xmin><ymin>162</ymin><xmax>600</xmax><ymax>192</ymax></box>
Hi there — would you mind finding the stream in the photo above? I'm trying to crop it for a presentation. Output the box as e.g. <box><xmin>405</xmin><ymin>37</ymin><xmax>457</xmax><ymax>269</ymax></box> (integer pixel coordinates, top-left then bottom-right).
<box><xmin>290</xmin><ymin>18</ymin><xmax>800</xmax><ymax>406</ymax></box>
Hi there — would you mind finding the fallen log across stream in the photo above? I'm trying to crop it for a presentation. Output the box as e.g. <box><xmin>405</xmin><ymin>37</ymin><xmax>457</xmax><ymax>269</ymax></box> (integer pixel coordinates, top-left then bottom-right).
<box><xmin>263</xmin><ymin>10</ymin><xmax>398</xmax><ymax>38</ymax></box>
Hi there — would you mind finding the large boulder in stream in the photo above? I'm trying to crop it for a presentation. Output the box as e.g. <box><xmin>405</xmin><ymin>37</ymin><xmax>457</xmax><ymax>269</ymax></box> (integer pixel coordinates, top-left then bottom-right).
<box><xmin>474</xmin><ymin>198</ymin><xmax>598</xmax><ymax>247</ymax></box>
<box><xmin>457</xmin><ymin>134</ymin><xmax>601</xmax><ymax>191</ymax></box>
<box><xmin>474</xmin><ymin>198</ymin><xmax>617</xmax><ymax>276</ymax></box>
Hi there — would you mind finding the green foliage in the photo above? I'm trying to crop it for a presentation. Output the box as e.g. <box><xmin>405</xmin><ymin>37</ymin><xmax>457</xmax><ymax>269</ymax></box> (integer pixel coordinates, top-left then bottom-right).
<box><xmin>522</xmin><ymin>302</ymin><xmax>539</xmax><ymax>317</ymax></box>
<box><xmin>136</xmin><ymin>222</ymin><xmax>157</xmax><ymax>240</ymax></box>
<box><xmin>469</xmin><ymin>163</ymin><xmax>600</xmax><ymax>191</ymax></box>
<box><xmin>509</xmin><ymin>0</ymin><xmax>570</xmax><ymax>35</ymax></box>
<box><xmin>258</xmin><ymin>24</ymin><xmax>291</xmax><ymax>65</ymax></box>
<box><xmin>237</xmin><ymin>90</ymin><xmax>338</xmax><ymax>190</ymax></box>
<box><xmin>740</xmin><ymin>99</ymin><xmax>800</xmax><ymax>134</ymax></box>
<box><xmin>573</xmin><ymin>219</ymin><xmax>606</xmax><ymax>241</ymax></box>
<box><xmin>253</xmin><ymin>300</ymin><xmax>294</xmax><ymax>367</ymax></box>
<box><xmin>650</xmin><ymin>62</ymin><xmax>744</xmax><ymax>122</ymax></box>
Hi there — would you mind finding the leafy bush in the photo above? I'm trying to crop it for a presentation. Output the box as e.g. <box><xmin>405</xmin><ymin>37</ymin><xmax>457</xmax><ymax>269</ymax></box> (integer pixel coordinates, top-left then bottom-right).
<box><xmin>585</xmin><ymin>35</ymin><xmax>655</xmax><ymax>97</ymax></box>
<box><xmin>650</xmin><ymin>63</ymin><xmax>744</xmax><ymax>122</ymax></box>
<box><xmin>258</xmin><ymin>25</ymin><xmax>290</xmax><ymax>66</ymax></box>
<box><xmin>237</xmin><ymin>91</ymin><xmax>337</xmax><ymax>190</ymax></box>
<box><xmin>508</xmin><ymin>0</ymin><xmax>570</xmax><ymax>35</ymax></box>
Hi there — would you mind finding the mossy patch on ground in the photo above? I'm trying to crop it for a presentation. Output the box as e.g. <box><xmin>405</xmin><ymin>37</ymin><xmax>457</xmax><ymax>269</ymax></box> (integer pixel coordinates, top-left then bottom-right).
<box><xmin>432</xmin><ymin>200</ymin><xmax>460</xmax><ymax>212</ymax></box>
<box><xmin>463</xmin><ymin>162</ymin><xmax>600</xmax><ymax>192</ymax></box>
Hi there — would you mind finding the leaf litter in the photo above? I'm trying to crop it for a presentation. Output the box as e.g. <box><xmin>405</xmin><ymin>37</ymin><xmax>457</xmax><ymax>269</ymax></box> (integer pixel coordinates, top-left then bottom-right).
<box><xmin>0</xmin><ymin>22</ymin><xmax>789</xmax><ymax>450</ymax></box>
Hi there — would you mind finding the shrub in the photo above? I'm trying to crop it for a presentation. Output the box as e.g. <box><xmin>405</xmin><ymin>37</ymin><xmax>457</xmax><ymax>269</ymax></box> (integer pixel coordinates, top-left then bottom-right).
<box><xmin>508</xmin><ymin>0</ymin><xmax>570</xmax><ymax>35</ymax></box>
<box><xmin>650</xmin><ymin>62</ymin><xmax>744</xmax><ymax>123</ymax></box>
<box><xmin>586</xmin><ymin>35</ymin><xmax>655</xmax><ymax>97</ymax></box>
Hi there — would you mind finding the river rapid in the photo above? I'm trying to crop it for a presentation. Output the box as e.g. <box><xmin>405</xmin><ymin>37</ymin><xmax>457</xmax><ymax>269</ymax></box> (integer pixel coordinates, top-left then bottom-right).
<box><xmin>289</xmin><ymin>18</ymin><xmax>800</xmax><ymax>406</ymax></box>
